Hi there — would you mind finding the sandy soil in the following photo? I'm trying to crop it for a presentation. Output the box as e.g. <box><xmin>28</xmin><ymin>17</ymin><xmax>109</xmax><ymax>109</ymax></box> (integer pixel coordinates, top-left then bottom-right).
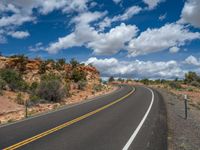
<box><xmin>0</xmin><ymin>85</ymin><xmax>117</xmax><ymax>125</ymax></box>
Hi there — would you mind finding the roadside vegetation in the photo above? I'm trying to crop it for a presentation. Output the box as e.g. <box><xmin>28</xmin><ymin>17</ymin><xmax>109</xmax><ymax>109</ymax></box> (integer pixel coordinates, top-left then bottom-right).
<box><xmin>0</xmin><ymin>55</ymin><xmax>90</xmax><ymax>104</ymax></box>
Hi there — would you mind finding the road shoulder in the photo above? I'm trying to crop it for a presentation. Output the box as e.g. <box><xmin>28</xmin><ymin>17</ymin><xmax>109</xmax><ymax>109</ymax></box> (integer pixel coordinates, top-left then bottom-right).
<box><xmin>156</xmin><ymin>88</ymin><xmax>200</xmax><ymax>150</ymax></box>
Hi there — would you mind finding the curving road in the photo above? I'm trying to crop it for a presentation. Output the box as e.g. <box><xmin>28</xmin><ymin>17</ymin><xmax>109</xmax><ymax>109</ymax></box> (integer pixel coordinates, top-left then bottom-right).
<box><xmin>0</xmin><ymin>85</ymin><xmax>167</xmax><ymax>150</ymax></box>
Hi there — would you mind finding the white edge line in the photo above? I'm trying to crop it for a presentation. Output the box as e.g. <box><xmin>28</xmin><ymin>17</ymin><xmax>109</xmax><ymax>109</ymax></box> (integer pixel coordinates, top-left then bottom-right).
<box><xmin>122</xmin><ymin>87</ymin><xmax>154</xmax><ymax>150</ymax></box>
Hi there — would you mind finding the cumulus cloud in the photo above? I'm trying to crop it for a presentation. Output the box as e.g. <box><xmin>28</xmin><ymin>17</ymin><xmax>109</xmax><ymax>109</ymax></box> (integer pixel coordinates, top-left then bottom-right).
<box><xmin>46</xmin><ymin>10</ymin><xmax>138</xmax><ymax>55</ymax></box>
<box><xmin>185</xmin><ymin>55</ymin><xmax>200</xmax><ymax>66</ymax></box>
<box><xmin>169</xmin><ymin>46</ymin><xmax>180</xmax><ymax>53</ymax></box>
<box><xmin>85</xmin><ymin>57</ymin><xmax>185</xmax><ymax>79</ymax></box>
<box><xmin>180</xmin><ymin>0</ymin><xmax>200</xmax><ymax>28</ymax></box>
<box><xmin>127</xmin><ymin>23</ymin><xmax>200</xmax><ymax>57</ymax></box>
<box><xmin>46</xmin><ymin>11</ymin><xmax>104</xmax><ymax>53</ymax></box>
<box><xmin>143</xmin><ymin>0</ymin><xmax>164</xmax><ymax>9</ymax></box>
<box><xmin>99</xmin><ymin>5</ymin><xmax>141</xmax><ymax>31</ymax></box>
<box><xmin>29</xmin><ymin>42</ymin><xmax>44</xmax><ymax>51</ymax></box>
<box><xmin>8</xmin><ymin>31</ymin><xmax>30</xmax><ymax>39</ymax></box>
<box><xmin>0</xmin><ymin>0</ymin><xmax>90</xmax><ymax>42</ymax></box>
<box><xmin>88</xmin><ymin>23</ymin><xmax>138</xmax><ymax>55</ymax></box>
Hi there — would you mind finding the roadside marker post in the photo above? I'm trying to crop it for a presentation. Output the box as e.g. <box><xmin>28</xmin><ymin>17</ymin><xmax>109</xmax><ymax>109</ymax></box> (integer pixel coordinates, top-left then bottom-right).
<box><xmin>184</xmin><ymin>95</ymin><xmax>188</xmax><ymax>119</ymax></box>
<box><xmin>25</xmin><ymin>100</ymin><xmax>28</xmax><ymax>118</ymax></box>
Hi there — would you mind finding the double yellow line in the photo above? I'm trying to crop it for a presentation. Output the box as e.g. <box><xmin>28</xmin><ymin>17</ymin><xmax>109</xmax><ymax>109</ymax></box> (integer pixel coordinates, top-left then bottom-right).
<box><xmin>4</xmin><ymin>87</ymin><xmax>135</xmax><ymax>150</ymax></box>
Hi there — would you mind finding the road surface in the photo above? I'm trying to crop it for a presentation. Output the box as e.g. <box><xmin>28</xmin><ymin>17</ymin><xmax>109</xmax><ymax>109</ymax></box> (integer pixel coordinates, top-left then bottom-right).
<box><xmin>0</xmin><ymin>85</ymin><xmax>167</xmax><ymax>150</ymax></box>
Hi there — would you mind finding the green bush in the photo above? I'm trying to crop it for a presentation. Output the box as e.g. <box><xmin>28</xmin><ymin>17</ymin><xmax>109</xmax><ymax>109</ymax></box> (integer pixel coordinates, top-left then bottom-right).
<box><xmin>70</xmin><ymin>58</ymin><xmax>79</xmax><ymax>68</ymax></box>
<box><xmin>93</xmin><ymin>84</ymin><xmax>104</xmax><ymax>92</ymax></box>
<box><xmin>0</xmin><ymin>69</ymin><xmax>28</xmax><ymax>91</ymax></box>
<box><xmin>184</xmin><ymin>72</ymin><xmax>200</xmax><ymax>83</ymax></box>
<box><xmin>29</xmin><ymin>82</ymin><xmax>38</xmax><ymax>94</ymax></box>
<box><xmin>190</xmin><ymin>81</ymin><xmax>200</xmax><ymax>87</ymax></box>
<box><xmin>77</xmin><ymin>80</ymin><xmax>87</xmax><ymax>90</ymax></box>
<box><xmin>168</xmin><ymin>82</ymin><xmax>182</xmax><ymax>89</ymax></box>
<box><xmin>140</xmin><ymin>78</ymin><xmax>150</xmax><ymax>85</ymax></box>
<box><xmin>37</xmin><ymin>76</ymin><xmax>68</xmax><ymax>102</ymax></box>
<box><xmin>71</xmin><ymin>69</ymin><xmax>86</xmax><ymax>83</ymax></box>
<box><xmin>0</xmin><ymin>78</ymin><xmax>6</xmax><ymax>95</ymax></box>
<box><xmin>39</xmin><ymin>61</ymin><xmax>48</xmax><ymax>74</ymax></box>
<box><xmin>57</xmin><ymin>58</ymin><xmax>66</xmax><ymax>66</ymax></box>
<box><xmin>16</xmin><ymin>93</ymin><xmax>24</xmax><ymax>105</ymax></box>
<box><xmin>108</xmin><ymin>76</ymin><xmax>115</xmax><ymax>82</ymax></box>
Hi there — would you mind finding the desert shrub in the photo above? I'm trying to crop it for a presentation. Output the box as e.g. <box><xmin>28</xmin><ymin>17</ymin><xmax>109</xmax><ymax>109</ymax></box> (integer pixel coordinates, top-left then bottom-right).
<box><xmin>70</xmin><ymin>58</ymin><xmax>79</xmax><ymax>68</ymax></box>
<box><xmin>117</xmin><ymin>78</ymin><xmax>124</xmax><ymax>82</ymax></box>
<box><xmin>16</xmin><ymin>93</ymin><xmax>24</xmax><ymax>105</ymax></box>
<box><xmin>187</xmin><ymin>87</ymin><xmax>193</xmax><ymax>92</ymax></box>
<box><xmin>0</xmin><ymin>69</ymin><xmax>28</xmax><ymax>91</ymax></box>
<box><xmin>37</xmin><ymin>76</ymin><xmax>68</xmax><ymax>102</ymax></box>
<box><xmin>38</xmin><ymin>61</ymin><xmax>48</xmax><ymax>74</ymax></box>
<box><xmin>41</xmin><ymin>73</ymin><xmax>60</xmax><ymax>81</ymax></box>
<box><xmin>57</xmin><ymin>58</ymin><xmax>66</xmax><ymax>66</ymax></box>
<box><xmin>108</xmin><ymin>76</ymin><xmax>115</xmax><ymax>82</ymax></box>
<box><xmin>46</xmin><ymin>59</ymin><xmax>55</xmax><ymax>64</ymax></box>
<box><xmin>15</xmin><ymin>55</ymin><xmax>28</xmax><ymax>73</ymax></box>
<box><xmin>77</xmin><ymin>80</ymin><xmax>87</xmax><ymax>90</ymax></box>
<box><xmin>29</xmin><ymin>95</ymin><xmax>40</xmax><ymax>103</ymax></box>
<box><xmin>190</xmin><ymin>81</ymin><xmax>200</xmax><ymax>87</ymax></box>
<box><xmin>184</xmin><ymin>72</ymin><xmax>200</xmax><ymax>83</ymax></box>
<box><xmin>93</xmin><ymin>84</ymin><xmax>104</xmax><ymax>92</ymax></box>
<box><xmin>0</xmin><ymin>78</ymin><xmax>6</xmax><ymax>95</ymax></box>
<box><xmin>29</xmin><ymin>82</ymin><xmax>38</xmax><ymax>94</ymax></box>
<box><xmin>71</xmin><ymin>69</ymin><xmax>86</xmax><ymax>83</ymax></box>
<box><xmin>168</xmin><ymin>82</ymin><xmax>182</xmax><ymax>89</ymax></box>
<box><xmin>140</xmin><ymin>78</ymin><xmax>150</xmax><ymax>85</ymax></box>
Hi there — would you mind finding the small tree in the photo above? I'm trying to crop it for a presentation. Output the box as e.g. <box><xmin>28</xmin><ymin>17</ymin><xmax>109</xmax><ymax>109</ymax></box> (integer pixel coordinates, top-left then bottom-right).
<box><xmin>39</xmin><ymin>61</ymin><xmax>48</xmax><ymax>74</ymax></box>
<box><xmin>37</xmin><ymin>78</ymin><xmax>67</xmax><ymax>102</ymax></box>
<box><xmin>0</xmin><ymin>69</ymin><xmax>27</xmax><ymax>91</ymax></box>
<box><xmin>77</xmin><ymin>79</ymin><xmax>87</xmax><ymax>90</ymax></box>
<box><xmin>185</xmin><ymin>72</ymin><xmax>200</xmax><ymax>83</ymax></box>
<box><xmin>70</xmin><ymin>58</ymin><xmax>79</xmax><ymax>68</ymax></box>
<box><xmin>71</xmin><ymin>69</ymin><xmax>86</xmax><ymax>83</ymax></box>
<box><xmin>57</xmin><ymin>58</ymin><xmax>66</xmax><ymax>66</ymax></box>
<box><xmin>108</xmin><ymin>76</ymin><xmax>115</xmax><ymax>82</ymax></box>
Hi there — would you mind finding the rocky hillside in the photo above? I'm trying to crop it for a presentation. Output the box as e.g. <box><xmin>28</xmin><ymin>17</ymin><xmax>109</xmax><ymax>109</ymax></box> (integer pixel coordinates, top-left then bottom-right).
<box><xmin>0</xmin><ymin>56</ymin><xmax>100</xmax><ymax>87</ymax></box>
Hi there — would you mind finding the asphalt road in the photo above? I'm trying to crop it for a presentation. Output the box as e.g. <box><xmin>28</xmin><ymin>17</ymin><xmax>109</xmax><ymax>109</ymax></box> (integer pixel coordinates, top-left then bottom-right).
<box><xmin>0</xmin><ymin>85</ymin><xmax>167</xmax><ymax>150</ymax></box>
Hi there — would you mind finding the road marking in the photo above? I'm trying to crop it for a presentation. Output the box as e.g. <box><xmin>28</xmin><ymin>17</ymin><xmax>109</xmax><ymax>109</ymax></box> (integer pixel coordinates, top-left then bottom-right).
<box><xmin>3</xmin><ymin>87</ymin><xmax>135</xmax><ymax>150</ymax></box>
<box><xmin>122</xmin><ymin>87</ymin><xmax>154</xmax><ymax>150</ymax></box>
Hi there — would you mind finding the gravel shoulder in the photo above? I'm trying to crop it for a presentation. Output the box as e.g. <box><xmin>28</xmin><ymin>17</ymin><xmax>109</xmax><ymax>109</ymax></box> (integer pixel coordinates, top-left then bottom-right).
<box><xmin>157</xmin><ymin>88</ymin><xmax>200</xmax><ymax>150</ymax></box>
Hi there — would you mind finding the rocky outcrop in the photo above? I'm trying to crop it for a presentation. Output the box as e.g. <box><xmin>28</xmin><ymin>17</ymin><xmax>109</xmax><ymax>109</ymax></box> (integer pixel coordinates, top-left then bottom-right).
<box><xmin>0</xmin><ymin>56</ymin><xmax>100</xmax><ymax>85</ymax></box>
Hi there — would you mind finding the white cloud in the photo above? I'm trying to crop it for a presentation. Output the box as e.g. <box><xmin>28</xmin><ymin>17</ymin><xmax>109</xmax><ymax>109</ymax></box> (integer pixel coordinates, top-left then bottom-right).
<box><xmin>112</xmin><ymin>6</ymin><xmax>142</xmax><ymax>21</ymax></box>
<box><xmin>0</xmin><ymin>0</ymin><xmax>90</xmax><ymax>43</ymax></box>
<box><xmin>180</xmin><ymin>0</ymin><xmax>200</xmax><ymax>28</ymax></box>
<box><xmin>98</xmin><ymin>5</ymin><xmax>141</xmax><ymax>31</ymax></box>
<box><xmin>85</xmin><ymin>57</ymin><xmax>185</xmax><ymax>79</ymax></box>
<box><xmin>185</xmin><ymin>55</ymin><xmax>200</xmax><ymax>66</ymax></box>
<box><xmin>128</xmin><ymin>23</ymin><xmax>200</xmax><ymax>57</ymax></box>
<box><xmin>29</xmin><ymin>42</ymin><xmax>44</xmax><ymax>51</ymax></box>
<box><xmin>169</xmin><ymin>46</ymin><xmax>180</xmax><ymax>53</ymax></box>
<box><xmin>88</xmin><ymin>23</ymin><xmax>138</xmax><ymax>55</ymax></box>
<box><xmin>0</xmin><ymin>14</ymin><xmax>34</xmax><ymax>27</ymax></box>
<box><xmin>46</xmin><ymin>11</ymin><xmax>138</xmax><ymax>55</ymax></box>
<box><xmin>8</xmin><ymin>31</ymin><xmax>30</xmax><ymax>39</ymax></box>
<box><xmin>143</xmin><ymin>0</ymin><xmax>164</xmax><ymax>9</ymax></box>
<box><xmin>159</xmin><ymin>13</ymin><xmax>167</xmax><ymax>21</ymax></box>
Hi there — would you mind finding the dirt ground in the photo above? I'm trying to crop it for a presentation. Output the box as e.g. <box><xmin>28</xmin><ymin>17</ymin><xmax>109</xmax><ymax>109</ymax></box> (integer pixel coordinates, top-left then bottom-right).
<box><xmin>157</xmin><ymin>88</ymin><xmax>200</xmax><ymax>150</ymax></box>
<box><xmin>0</xmin><ymin>85</ymin><xmax>117</xmax><ymax>125</ymax></box>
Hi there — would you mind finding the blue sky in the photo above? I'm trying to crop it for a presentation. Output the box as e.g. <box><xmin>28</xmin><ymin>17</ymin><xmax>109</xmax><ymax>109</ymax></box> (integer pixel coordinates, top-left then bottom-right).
<box><xmin>0</xmin><ymin>0</ymin><xmax>200</xmax><ymax>79</ymax></box>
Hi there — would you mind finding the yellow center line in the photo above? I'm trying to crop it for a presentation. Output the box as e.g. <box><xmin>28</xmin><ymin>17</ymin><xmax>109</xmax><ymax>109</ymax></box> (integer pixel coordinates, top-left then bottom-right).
<box><xmin>3</xmin><ymin>87</ymin><xmax>135</xmax><ymax>150</ymax></box>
